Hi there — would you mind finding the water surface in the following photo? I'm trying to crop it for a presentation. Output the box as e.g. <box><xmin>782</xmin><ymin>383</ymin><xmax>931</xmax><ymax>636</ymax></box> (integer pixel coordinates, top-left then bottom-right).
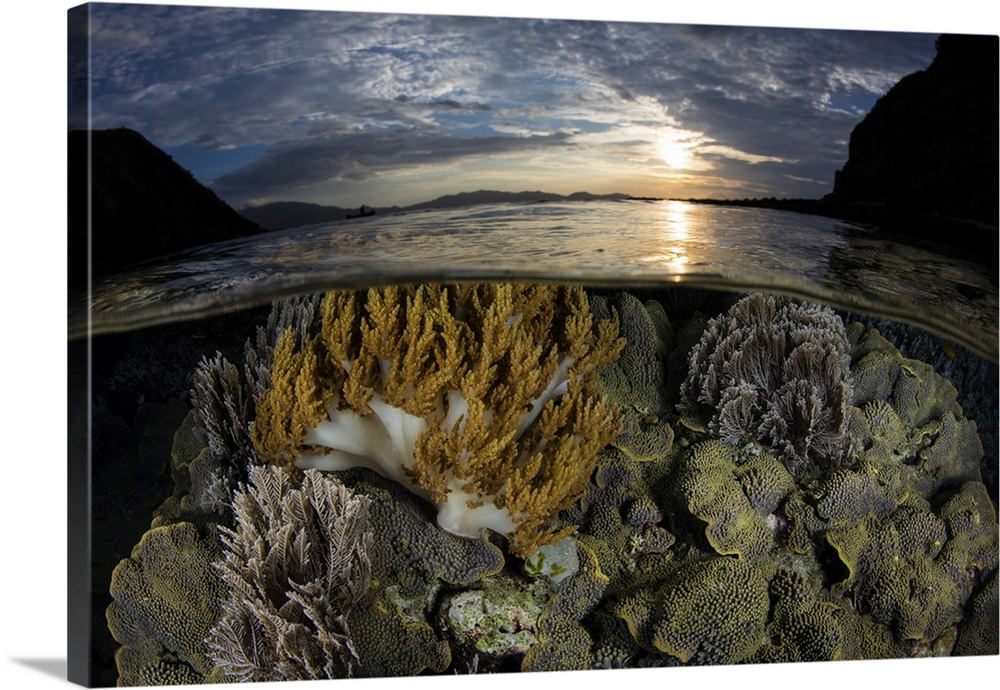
<box><xmin>69</xmin><ymin>200</ymin><xmax>998</xmax><ymax>360</ymax></box>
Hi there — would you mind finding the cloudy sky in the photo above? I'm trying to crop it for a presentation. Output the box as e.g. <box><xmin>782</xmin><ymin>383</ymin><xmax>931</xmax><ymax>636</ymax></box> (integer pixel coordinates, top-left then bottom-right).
<box><xmin>72</xmin><ymin>1</ymin><xmax>939</xmax><ymax>209</ymax></box>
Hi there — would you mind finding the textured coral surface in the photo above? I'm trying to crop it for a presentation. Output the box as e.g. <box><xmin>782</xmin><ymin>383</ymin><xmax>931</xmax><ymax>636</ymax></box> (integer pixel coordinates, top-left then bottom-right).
<box><xmin>104</xmin><ymin>286</ymin><xmax>999</xmax><ymax>685</ymax></box>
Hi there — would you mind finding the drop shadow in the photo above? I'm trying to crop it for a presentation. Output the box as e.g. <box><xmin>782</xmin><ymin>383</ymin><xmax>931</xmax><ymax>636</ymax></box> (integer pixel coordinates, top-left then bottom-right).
<box><xmin>10</xmin><ymin>658</ymin><xmax>67</xmax><ymax>680</ymax></box>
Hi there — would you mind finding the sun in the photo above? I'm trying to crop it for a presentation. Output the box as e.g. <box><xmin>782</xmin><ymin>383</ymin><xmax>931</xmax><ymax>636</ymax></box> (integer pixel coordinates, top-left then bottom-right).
<box><xmin>658</xmin><ymin>135</ymin><xmax>694</xmax><ymax>169</ymax></box>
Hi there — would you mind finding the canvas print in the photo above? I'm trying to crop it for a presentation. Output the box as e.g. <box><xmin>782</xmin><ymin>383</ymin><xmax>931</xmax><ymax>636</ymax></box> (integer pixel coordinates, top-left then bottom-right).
<box><xmin>67</xmin><ymin>2</ymin><xmax>998</xmax><ymax>687</ymax></box>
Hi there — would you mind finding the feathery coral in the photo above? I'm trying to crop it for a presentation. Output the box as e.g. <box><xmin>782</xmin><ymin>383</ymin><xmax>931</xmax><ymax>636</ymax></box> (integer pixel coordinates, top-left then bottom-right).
<box><xmin>679</xmin><ymin>293</ymin><xmax>854</xmax><ymax>479</ymax></box>
<box><xmin>206</xmin><ymin>465</ymin><xmax>373</xmax><ymax>682</ymax></box>
<box><xmin>252</xmin><ymin>283</ymin><xmax>624</xmax><ymax>557</ymax></box>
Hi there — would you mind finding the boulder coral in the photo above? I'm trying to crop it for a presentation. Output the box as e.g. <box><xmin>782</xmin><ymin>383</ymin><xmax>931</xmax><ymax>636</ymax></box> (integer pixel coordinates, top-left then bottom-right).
<box><xmin>252</xmin><ymin>283</ymin><xmax>624</xmax><ymax>556</ymax></box>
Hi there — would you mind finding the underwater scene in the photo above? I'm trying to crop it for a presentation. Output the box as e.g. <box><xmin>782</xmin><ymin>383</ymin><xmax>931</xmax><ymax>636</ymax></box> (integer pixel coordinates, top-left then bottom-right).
<box><xmin>76</xmin><ymin>263</ymin><xmax>999</xmax><ymax>686</ymax></box>
<box><xmin>66</xmin><ymin>3</ymin><xmax>998</xmax><ymax>687</ymax></box>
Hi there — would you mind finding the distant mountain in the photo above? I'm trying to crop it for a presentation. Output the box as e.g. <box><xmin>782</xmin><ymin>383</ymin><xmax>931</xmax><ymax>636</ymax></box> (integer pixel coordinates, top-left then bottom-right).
<box><xmin>238</xmin><ymin>201</ymin><xmax>356</xmax><ymax>230</ymax></box>
<box><xmin>404</xmin><ymin>189</ymin><xmax>632</xmax><ymax>210</ymax></box>
<box><xmin>68</xmin><ymin>128</ymin><xmax>264</xmax><ymax>283</ymax></box>
<box><xmin>241</xmin><ymin>189</ymin><xmax>637</xmax><ymax>231</ymax></box>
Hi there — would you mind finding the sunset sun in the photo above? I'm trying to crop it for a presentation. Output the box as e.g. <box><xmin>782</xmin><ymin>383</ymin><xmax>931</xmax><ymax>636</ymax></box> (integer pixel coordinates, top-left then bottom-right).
<box><xmin>657</xmin><ymin>135</ymin><xmax>694</xmax><ymax>169</ymax></box>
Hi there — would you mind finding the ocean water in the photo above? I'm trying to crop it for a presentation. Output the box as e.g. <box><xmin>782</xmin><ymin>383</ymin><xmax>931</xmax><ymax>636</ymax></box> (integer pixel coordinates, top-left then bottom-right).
<box><xmin>70</xmin><ymin>199</ymin><xmax>999</xmax><ymax>686</ymax></box>
<box><xmin>71</xmin><ymin>199</ymin><xmax>997</xmax><ymax>361</ymax></box>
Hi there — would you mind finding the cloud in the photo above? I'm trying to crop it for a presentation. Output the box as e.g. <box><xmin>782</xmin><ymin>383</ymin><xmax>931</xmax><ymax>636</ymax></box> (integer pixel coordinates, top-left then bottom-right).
<box><xmin>80</xmin><ymin>4</ymin><xmax>938</xmax><ymax>203</ymax></box>
<box><xmin>212</xmin><ymin>129</ymin><xmax>574</xmax><ymax>201</ymax></box>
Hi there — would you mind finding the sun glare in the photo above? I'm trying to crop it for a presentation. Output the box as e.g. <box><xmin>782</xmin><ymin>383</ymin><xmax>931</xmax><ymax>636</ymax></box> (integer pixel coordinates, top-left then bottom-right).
<box><xmin>658</xmin><ymin>136</ymin><xmax>693</xmax><ymax>169</ymax></box>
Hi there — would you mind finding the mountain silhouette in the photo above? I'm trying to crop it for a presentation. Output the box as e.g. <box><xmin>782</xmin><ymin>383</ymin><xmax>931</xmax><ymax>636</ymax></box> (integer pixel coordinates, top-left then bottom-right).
<box><xmin>240</xmin><ymin>190</ymin><xmax>634</xmax><ymax>231</ymax></box>
<box><xmin>68</xmin><ymin>128</ymin><xmax>264</xmax><ymax>283</ymax></box>
<box><xmin>826</xmin><ymin>33</ymin><xmax>998</xmax><ymax>226</ymax></box>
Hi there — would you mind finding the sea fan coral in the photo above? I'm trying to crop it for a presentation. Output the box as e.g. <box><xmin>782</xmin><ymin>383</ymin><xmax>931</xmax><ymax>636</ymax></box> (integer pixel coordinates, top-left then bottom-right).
<box><xmin>678</xmin><ymin>293</ymin><xmax>853</xmax><ymax>478</ymax></box>
<box><xmin>192</xmin><ymin>294</ymin><xmax>324</xmax><ymax>469</ymax></box>
<box><xmin>252</xmin><ymin>283</ymin><xmax>624</xmax><ymax>557</ymax></box>
<box><xmin>206</xmin><ymin>465</ymin><xmax>373</xmax><ymax>682</ymax></box>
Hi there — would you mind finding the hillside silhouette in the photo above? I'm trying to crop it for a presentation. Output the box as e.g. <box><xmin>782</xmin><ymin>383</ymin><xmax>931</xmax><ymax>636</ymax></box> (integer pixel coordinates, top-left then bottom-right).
<box><xmin>825</xmin><ymin>33</ymin><xmax>998</xmax><ymax>227</ymax></box>
<box><xmin>683</xmin><ymin>34</ymin><xmax>998</xmax><ymax>254</ymax></box>
<box><xmin>240</xmin><ymin>190</ymin><xmax>635</xmax><ymax>231</ymax></box>
<box><xmin>68</xmin><ymin>128</ymin><xmax>264</xmax><ymax>283</ymax></box>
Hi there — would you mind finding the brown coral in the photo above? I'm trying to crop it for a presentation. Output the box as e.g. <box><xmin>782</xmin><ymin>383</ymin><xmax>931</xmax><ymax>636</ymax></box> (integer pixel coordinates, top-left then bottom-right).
<box><xmin>616</xmin><ymin>557</ymin><xmax>770</xmax><ymax>664</ymax></box>
<box><xmin>252</xmin><ymin>283</ymin><xmax>624</xmax><ymax>557</ymax></box>
<box><xmin>106</xmin><ymin>522</ymin><xmax>225</xmax><ymax>685</ymax></box>
<box><xmin>590</xmin><ymin>292</ymin><xmax>675</xmax><ymax>462</ymax></box>
<box><xmin>672</xmin><ymin>440</ymin><xmax>793</xmax><ymax>562</ymax></box>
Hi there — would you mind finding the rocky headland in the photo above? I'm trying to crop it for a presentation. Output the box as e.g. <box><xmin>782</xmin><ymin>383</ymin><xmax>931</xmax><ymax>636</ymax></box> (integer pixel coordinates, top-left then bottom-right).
<box><xmin>684</xmin><ymin>34</ymin><xmax>998</xmax><ymax>256</ymax></box>
<box><xmin>68</xmin><ymin>128</ymin><xmax>265</xmax><ymax>284</ymax></box>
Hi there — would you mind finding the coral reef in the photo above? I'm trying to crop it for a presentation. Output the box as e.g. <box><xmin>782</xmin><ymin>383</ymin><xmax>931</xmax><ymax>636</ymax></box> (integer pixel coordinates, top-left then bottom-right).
<box><xmin>206</xmin><ymin>465</ymin><xmax>373</xmax><ymax>682</ymax></box>
<box><xmin>679</xmin><ymin>293</ymin><xmax>854</xmax><ymax>479</ymax></box>
<box><xmin>617</xmin><ymin>556</ymin><xmax>770</xmax><ymax>664</ymax></box>
<box><xmin>252</xmin><ymin>283</ymin><xmax>624</xmax><ymax>556</ymax></box>
<box><xmin>590</xmin><ymin>292</ymin><xmax>675</xmax><ymax>461</ymax></box>
<box><xmin>847</xmin><ymin>323</ymin><xmax>984</xmax><ymax>496</ymax></box>
<box><xmin>104</xmin><ymin>286</ymin><xmax>998</xmax><ymax>685</ymax></box>
<box><xmin>152</xmin><ymin>410</ymin><xmax>237</xmax><ymax>529</ymax></box>
<box><xmin>191</xmin><ymin>294</ymin><xmax>325</xmax><ymax>475</ymax></box>
<box><xmin>341</xmin><ymin>470</ymin><xmax>505</xmax><ymax>677</ymax></box>
<box><xmin>670</xmin><ymin>439</ymin><xmax>794</xmax><ymax>561</ymax></box>
<box><xmin>522</xmin><ymin>541</ymin><xmax>610</xmax><ymax>672</ymax></box>
<box><xmin>106</xmin><ymin>522</ymin><xmax>226</xmax><ymax>686</ymax></box>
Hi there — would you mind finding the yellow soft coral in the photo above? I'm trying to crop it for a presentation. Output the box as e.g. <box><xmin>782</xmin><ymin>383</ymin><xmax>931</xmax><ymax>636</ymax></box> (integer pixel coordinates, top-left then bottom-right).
<box><xmin>253</xmin><ymin>283</ymin><xmax>623</xmax><ymax>557</ymax></box>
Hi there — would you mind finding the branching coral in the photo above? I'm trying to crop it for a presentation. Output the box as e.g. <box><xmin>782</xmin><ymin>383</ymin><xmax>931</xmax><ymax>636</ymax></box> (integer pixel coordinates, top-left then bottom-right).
<box><xmin>206</xmin><ymin>465</ymin><xmax>373</xmax><ymax>682</ymax></box>
<box><xmin>252</xmin><ymin>283</ymin><xmax>624</xmax><ymax>557</ymax></box>
<box><xmin>678</xmin><ymin>293</ymin><xmax>854</xmax><ymax>478</ymax></box>
<box><xmin>192</xmin><ymin>294</ymin><xmax>324</xmax><ymax>470</ymax></box>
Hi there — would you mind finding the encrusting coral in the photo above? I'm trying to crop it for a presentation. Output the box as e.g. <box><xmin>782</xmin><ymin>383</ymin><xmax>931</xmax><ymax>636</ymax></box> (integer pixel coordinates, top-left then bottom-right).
<box><xmin>615</xmin><ymin>556</ymin><xmax>771</xmax><ymax>665</ymax></box>
<box><xmin>252</xmin><ymin>283</ymin><xmax>624</xmax><ymax>557</ymax></box>
<box><xmin>206</xmin><ymin>464</ymin><xmax>373</xmax><ymax>682</ymax></box>
<box><xmin>590</xmin><ymin>292</ymin><xmax>675</xmax><ymax>461</ymax></box>
<box><xmin>671</xmin><ymin>439</ymin><xmax>794</xmax><ymax>562</ymax></box>
<box><xmin>106</xmin><ymin>522</ymin><xmax>226</xmax><ymax>686</ymax></box>
<box><xmin>335</xmin><ymin>468</ymin><xmax>511</xmax><ymax>677</ymax></box>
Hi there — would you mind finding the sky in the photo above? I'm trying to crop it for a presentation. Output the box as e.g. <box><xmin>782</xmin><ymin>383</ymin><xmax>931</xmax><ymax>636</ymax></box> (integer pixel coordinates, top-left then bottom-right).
<box><xmin>69</xmin><ymin>1</ymin><xmax>944</xmax><ymax>210</ymax></box>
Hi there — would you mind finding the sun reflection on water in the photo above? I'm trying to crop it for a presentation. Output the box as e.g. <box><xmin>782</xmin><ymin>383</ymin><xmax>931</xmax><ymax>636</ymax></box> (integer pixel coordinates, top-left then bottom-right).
<box><xmin>639</xmin><ymin>200</ymin><xmax>693</xmax><ymax>278</ymax></box>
